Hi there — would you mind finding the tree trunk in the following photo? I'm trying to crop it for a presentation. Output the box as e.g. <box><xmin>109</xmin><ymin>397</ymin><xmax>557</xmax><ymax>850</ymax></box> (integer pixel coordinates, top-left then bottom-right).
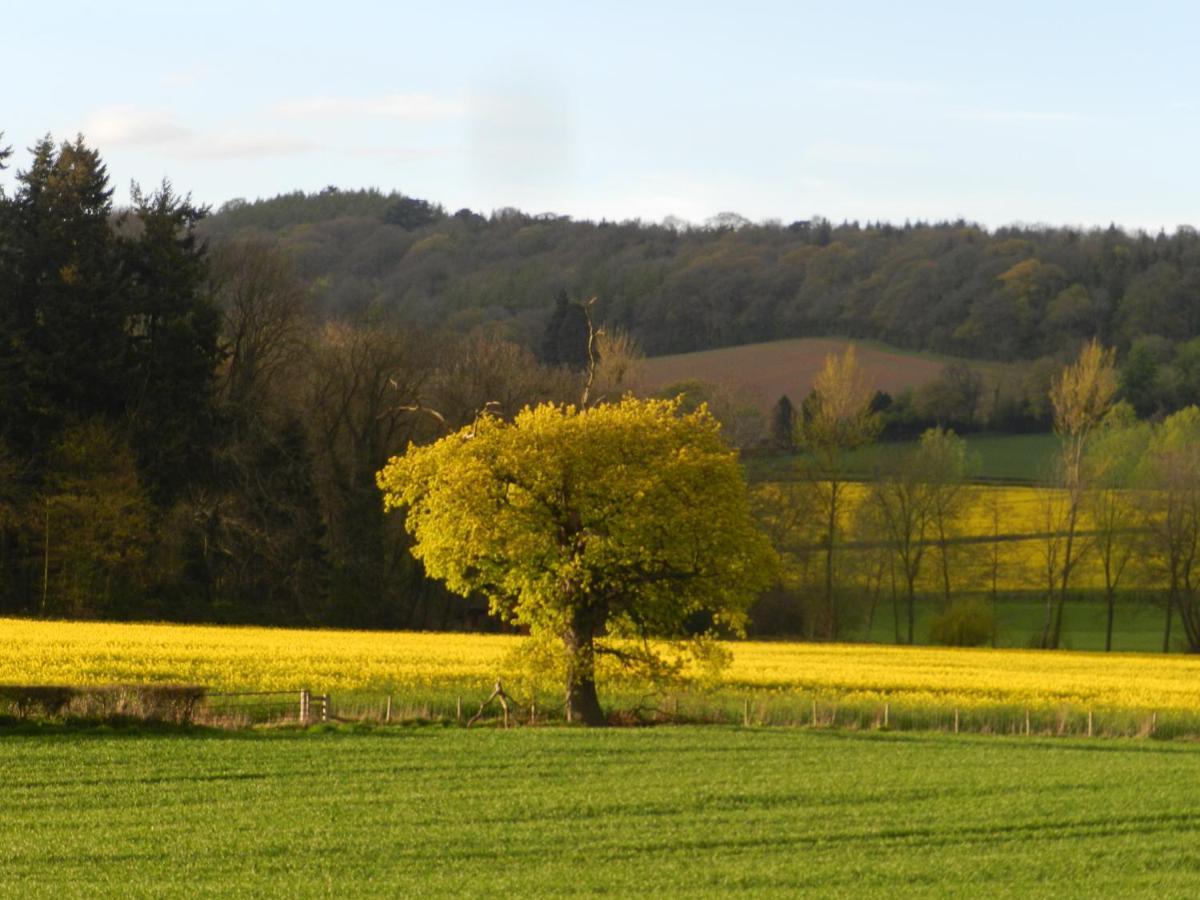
<box><xmin>1163</xmin><ymin>589</ymin><xmax>1175</xmax><ymax>654</ymax></box>
<box><xmin>906</xmin><ymin>577</ymin><xmax>916</xmax><ymax>645</ymax></box>
<box><xmin>890</xmin><ymin>558</ymin><xmax>900</xmax><ymax>644</ymax></box>
<box><xmin>824</xmin><ymin>483</ymin><xmax>838</xmax><ymax>639</ymax></box>
<box><xmin>1051</xmin><ymin>529</ymin><xmax>1076</xmax><ymax>649</ymax></box>
<box><xmin>1041</xmin><ymin>588</ymin><xmax>1055</xmax><ymax>649</ymax></box>
<box><xmin>1104</xmin><ymin>586</ymin><xmax>1115</xmax><ymax>653</ymax></box>
<box><xmin>563</xmin><ymin>614</ymin><xmax>606</xmax><ymax>727</ymax></box>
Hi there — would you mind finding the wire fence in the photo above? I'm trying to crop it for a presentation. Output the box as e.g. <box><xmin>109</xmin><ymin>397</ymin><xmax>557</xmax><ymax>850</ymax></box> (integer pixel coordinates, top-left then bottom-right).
<box><xmin>0</xmin><ymin>683</ymin><xmax>1193</xmax><ymax>740</ymax></box>
<box><xmin>196</xmin><ymin>690</ymin><xmax>328</xmax><ymax>727</ymax></box>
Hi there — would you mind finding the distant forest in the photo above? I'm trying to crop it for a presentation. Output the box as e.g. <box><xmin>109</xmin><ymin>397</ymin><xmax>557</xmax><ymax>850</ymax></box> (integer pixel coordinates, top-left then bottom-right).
<box><xmin>203</xmin><ymin>187</ymin><xmax>1200</xmax><ymax>416</ymax></box>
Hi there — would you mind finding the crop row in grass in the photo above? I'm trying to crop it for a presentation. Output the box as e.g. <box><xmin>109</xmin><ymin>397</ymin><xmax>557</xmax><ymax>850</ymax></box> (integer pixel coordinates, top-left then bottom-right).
<box><xmin>4</xmin><ymin>726</ymin><xmax>1200</xmax><ymax>897</ymax></box>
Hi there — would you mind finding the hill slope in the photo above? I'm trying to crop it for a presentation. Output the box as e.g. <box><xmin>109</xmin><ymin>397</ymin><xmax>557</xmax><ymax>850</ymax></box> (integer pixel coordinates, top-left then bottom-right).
<box><xmin>638</xmin><ymin>337</ymin><xmax>1011</xmax><ymax>411</ymax></box>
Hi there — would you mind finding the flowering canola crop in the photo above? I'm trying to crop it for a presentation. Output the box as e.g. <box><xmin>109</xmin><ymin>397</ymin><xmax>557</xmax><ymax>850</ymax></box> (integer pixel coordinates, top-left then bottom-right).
<box><xmin>3</xmin><ymin>617</ymin><xmax>1198</xmax><ymax>714</ymax></box>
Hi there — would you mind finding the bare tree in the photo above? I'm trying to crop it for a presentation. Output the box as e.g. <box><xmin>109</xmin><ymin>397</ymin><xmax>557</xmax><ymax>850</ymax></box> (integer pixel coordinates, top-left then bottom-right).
<box><xmin>868</xmin><ymin>445</ymin><xmax>932</xmax><ymax>644</ymax></box>
<box><xmin>795</xmin><ymin>347</ymin><xmax>881</xmax><ymax>638</ymax></box>
<box><xmin>1140</xmin><ymin>407</ymin><xmax>1200</xmax><ymax>652</ymax></box>
<box><xmin>1084</xmin><ymin>405</ymin><xmax>1150</xmax><ymax>651</ymax></box>
<box><xmin>208</xmin><ymin>239</ymin><xmax>309</xmax><ymax>410</ymax></box>
<box><xmin>590</xmin><ymin>327</ymin><xmax>644</xmax><ymax>403</ymax></box>
<box><xmin>305</xmin><ymin>321</ymin><xmax>437</xmax><ymax>623</ymax></box>
<box><xmin>428</xmin><ymin>332</ymin><xmax>577</xmax><ymax>428</ymax></box>
<box><xmin>1043</xmin><ymin>339</ymin><xmax>1117</xmax><ymax>648</ymax></box>
<box><xmin>921</xmin><ymin>428</ymin><xmax>972</xmax><ymax>603</ymax></box>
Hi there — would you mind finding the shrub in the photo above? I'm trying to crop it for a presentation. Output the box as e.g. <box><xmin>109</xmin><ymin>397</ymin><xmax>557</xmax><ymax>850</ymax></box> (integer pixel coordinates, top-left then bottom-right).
<box><xmin>928</xmin><ymin>599</ymin><xmax>995</xmax><ymax>647</ymax></box>
<box><xmin>0</xmin><ymin>684</ymin><xmax>206</xmax><ymax>724</ymax></box>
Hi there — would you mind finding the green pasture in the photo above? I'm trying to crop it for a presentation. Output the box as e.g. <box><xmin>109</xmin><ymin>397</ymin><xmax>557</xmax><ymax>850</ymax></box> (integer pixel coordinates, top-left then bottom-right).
<box><xmin>747</xmin><ymin>432</ymin><xmax>1058</xmax><ymax>484</ymax></box>
<box><xmin>3</xmin><ymin>727</ymin><xmax>1200</xmax><ymax>897</ymax></box>
<box><xmin>851</xmin><ymin>592</ymin><xmax>1169</xmax><ymax>653</ymax></box>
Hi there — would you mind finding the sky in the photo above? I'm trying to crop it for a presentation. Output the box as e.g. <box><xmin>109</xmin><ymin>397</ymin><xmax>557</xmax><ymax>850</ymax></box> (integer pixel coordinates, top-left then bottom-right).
<box><xmin>3</xmin><ymin>0</ymin><xmax>1199</xmax><ymax>231</ymax></box>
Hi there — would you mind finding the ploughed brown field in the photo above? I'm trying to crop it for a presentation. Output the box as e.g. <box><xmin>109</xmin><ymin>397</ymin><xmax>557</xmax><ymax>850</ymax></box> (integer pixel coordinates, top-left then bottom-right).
<box><xmin>637</xmin><ymin>337</ymin><xmax>1007</xmax><ymax>412</ymax></box>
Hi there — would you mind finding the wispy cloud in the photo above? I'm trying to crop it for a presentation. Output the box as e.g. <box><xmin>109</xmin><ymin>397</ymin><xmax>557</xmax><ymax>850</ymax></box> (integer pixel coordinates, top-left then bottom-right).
<box><xmin>275</xmin><ymin>93</ymin><xmax>466</xmax><ymax>120</ymax></box>
<box><xmin>83</xmin><ymin>107</ymin><xmax>193</xmax><ymax>146</ymax></box>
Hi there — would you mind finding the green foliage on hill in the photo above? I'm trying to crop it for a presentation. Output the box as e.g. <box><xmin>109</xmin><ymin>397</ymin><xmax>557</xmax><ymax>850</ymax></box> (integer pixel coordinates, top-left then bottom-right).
<box><xmin>202</xmin><ymin>190</ymin><xmax>1200</xmax><ymax>384</ymax></box>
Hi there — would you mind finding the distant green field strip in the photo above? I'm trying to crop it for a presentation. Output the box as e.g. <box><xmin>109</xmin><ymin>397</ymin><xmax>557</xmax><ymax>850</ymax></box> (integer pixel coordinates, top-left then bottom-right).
<box><xmin>3</xmin><ymin>727</ymin><xmax>1200</xmax><ymax>897</ymax></box>
<box><xmin>747</xmin><ymin>432</ymin><xmax>1058</xmax><ymax>484</ymax></box>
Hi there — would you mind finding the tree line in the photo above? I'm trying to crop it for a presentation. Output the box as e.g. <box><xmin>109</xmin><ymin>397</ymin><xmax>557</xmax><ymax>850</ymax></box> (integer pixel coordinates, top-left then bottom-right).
<box><xmin>200</xmin><ymin>188</ymin><xmax>1200</xmax><ymax>419</ymax></box>
<box><xmin>756</xmin><ymin>342</ymin><xmax>1200</xmax><ymax>653</ymax></box>
<box><xmin>0</xmin><ymin>134</ymin><xmax>629</xmax><ymax>628</ymax></box>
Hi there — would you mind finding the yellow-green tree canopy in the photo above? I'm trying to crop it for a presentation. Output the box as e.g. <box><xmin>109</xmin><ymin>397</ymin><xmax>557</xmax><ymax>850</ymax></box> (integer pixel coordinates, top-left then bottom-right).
<box><xmin>377</xmin><ymin>397</ymin><xmax>776</xmax><ymax>725</ymax></box>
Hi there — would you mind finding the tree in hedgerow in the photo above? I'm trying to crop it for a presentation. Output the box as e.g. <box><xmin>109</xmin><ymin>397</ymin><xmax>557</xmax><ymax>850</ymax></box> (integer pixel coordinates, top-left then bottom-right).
<box><xmin>1042</xmin><ymin>338</ymin><xmax>1117</xmax><ymax>648</ymax></box>
<box><xmin>795</xmin><ymin>346</ymin><xmax>881</xmax><ymax>638</ymax></box>
<box><xmin>377</xmin><ymin>397</ymin><xmax>776</xmax><ymax>725</ymax></box>
<box><xmin>1083</xmin><ymin>403</ymin><xmax>1150</xmax><ymax>652</ymax></box>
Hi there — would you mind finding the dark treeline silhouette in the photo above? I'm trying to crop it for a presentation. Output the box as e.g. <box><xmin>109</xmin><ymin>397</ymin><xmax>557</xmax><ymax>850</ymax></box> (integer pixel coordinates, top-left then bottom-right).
<box><xmin>0</xmin><ymin>135</ymin><xmax>588</xmax><ymax>628</ymax></box>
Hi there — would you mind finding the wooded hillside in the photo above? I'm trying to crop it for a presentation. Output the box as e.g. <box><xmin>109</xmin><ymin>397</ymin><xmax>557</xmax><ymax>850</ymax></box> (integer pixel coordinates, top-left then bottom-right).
<box><xmin>203</xmin><ymin>188</ymin><xmax>1200</xmax><ymax>415</ymax></box>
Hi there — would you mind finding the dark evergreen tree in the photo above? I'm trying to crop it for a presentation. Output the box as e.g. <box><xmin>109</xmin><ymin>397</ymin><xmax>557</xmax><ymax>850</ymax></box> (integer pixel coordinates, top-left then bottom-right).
<box><xmin>770</xmin><ymin>394</ymin><xmax>797</xmax><ymax>451</ymax></box>
<box><xmin>0</xmin><ymin>136</ymin><xmax>126</xmax><ymax>464</ymax></box>
<box><xmin>123</xmin><ymin>181</ymin><xmax>222</xmax><ymax>505</ymax></box>
<box><xmin>540</xmin><ymin>290</ymin><xmax>592</xmax><ymax>370</ymax></box>
<box><xmin>383</xmin><ymin>195</ymin><xmax>440</xmax><ymax>230</ymax></box>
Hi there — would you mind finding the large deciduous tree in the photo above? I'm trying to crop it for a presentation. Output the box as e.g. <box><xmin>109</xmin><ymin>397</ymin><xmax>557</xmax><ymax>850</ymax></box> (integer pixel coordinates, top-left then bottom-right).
<box><xmin>377</xmin><ymin>397</ymin><xmax>776</xmax><ymax>725</ymax></box>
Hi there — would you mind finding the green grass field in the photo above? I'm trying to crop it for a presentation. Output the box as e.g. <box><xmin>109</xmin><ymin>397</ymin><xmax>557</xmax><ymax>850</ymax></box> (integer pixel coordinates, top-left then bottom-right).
<box><xmin>747</xmin><ymin>432</ymin><xmax>1057</xmax><ymax>484</ymax></box>
<box><xmin>3</xmin><ymin>726</ymin><xmax>1199</xmax><ymax>897</ymax></box>
<box><xmin>854</xmin><ymin>594</ymin><xmax>1168</xmax><ymax>652</ymax></box>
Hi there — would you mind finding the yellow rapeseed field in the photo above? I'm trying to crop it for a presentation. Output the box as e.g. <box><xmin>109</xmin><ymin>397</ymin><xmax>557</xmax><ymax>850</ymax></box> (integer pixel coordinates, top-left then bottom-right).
<box><xmin>830</xmin><ymin>483</ymin><xmax>1145</xmax><ymax>593</ymax></box>
<box><xmin>3</xmin><ymin>617</ymin><xmax>1199</xmax><ymax>713</ymax></box>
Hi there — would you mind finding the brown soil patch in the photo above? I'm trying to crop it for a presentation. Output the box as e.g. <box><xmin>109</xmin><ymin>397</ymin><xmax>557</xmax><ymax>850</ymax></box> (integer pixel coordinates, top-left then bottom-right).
<box><xmin>638</xmin><ymin>338</ymin><xmax>1003</xmax><ymax>412</ymax></box>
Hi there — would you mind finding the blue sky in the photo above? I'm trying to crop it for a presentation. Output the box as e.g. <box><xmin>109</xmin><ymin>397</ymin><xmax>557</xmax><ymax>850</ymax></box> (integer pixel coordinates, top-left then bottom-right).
<box><xmin>3</xmin><ymin>1</ymin><xmax>1198</xmax><ymax>230</ymax></box>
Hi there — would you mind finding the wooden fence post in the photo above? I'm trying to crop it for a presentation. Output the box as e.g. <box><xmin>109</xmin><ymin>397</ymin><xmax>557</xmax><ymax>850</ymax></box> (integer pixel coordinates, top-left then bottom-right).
<box><xmin>1087</xmin><ymin>709</ymin><xmax>1093</xmax><ymax>738</ymax></box>
<box><xmin>954</xmin><ymin>708</ymin><xmax>960</xmax><ymax>735</ymax></box>
<box><xmin>1024</xmin><ymin>708</ymin><xmax>1030</xmax><ymax>736</ymax></box>
<box><xmin>385</xmin><ymin>695</ymin><xmax>392</xmax><ymax>723</ymax></box>
<box><xmin>812</xmin><ymin>698</ymin><xmax>818</xmax><ymax>727</ymax></box>
<box><xmin>743</xmin><ymin>698</ymin><xmax>750</xmax><ymax>727</ymax></box>
<box><xmin>883</xmin><ymin>702</ymin><xmax>889</xmax><ymax>729</ymax></box>
<box><xmin>299</xmin><ymin>689</ymin><xmax>310</xmax><ymax>724</ymax></box>
<box><xmin>456</xmin><ymin>696</ymin><xmax>462</xmax><ymax>723</ymax></box>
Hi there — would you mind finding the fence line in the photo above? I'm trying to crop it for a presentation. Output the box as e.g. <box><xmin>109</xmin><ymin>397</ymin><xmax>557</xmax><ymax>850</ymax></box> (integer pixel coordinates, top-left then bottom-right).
<box><xmin>4</xmin><ymin>683</ymin><xmax>1183</xmax><ymax>739</ymax></box>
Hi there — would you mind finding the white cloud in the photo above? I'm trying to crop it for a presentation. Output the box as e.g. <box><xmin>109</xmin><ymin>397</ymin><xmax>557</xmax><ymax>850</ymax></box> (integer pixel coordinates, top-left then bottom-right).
<box><xmin>275</xmin><ymin>93</ymin><xmax>466</xmax><ymax>120</ymax></box>
<box><xmin>83</xmin><ymin>106</ymin><xmax>193</xmax><ymax>146</ymax></box>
